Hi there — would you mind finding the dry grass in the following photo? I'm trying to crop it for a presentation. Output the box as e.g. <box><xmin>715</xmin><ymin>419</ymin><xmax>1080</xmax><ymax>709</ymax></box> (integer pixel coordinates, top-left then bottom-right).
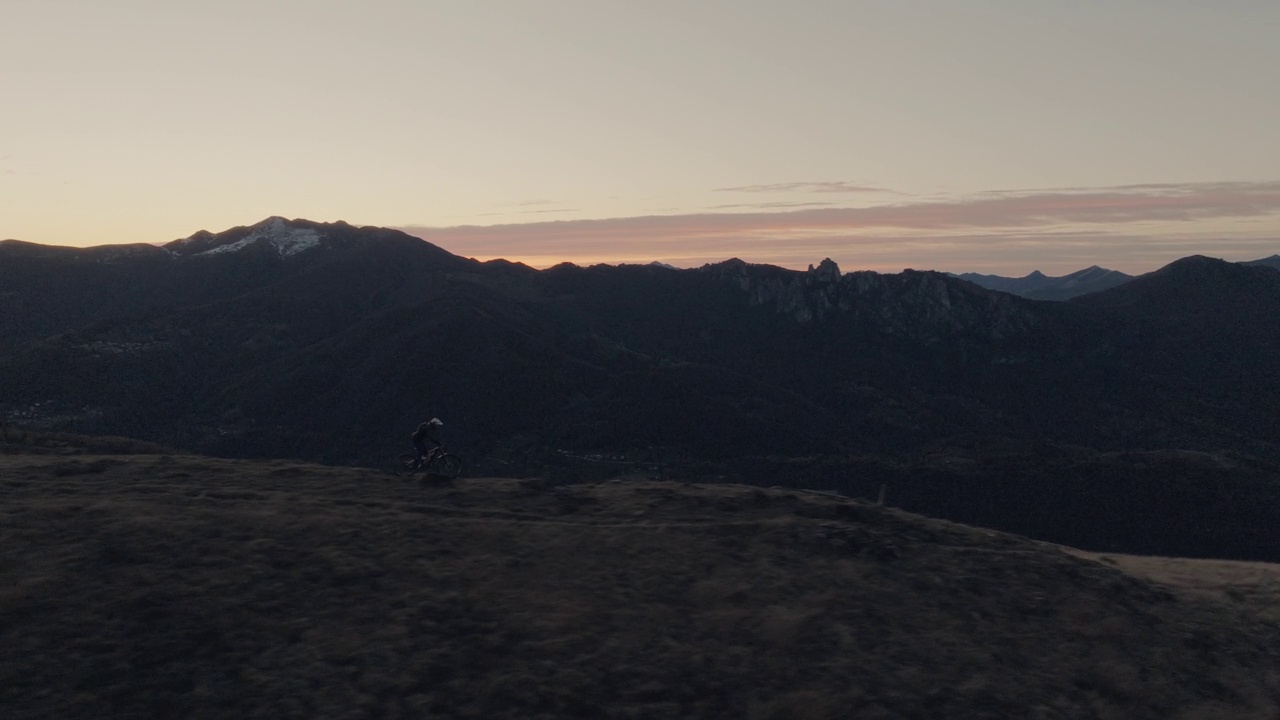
<box><xmin>3</xmin><ymin>452</ymin><xmax>1280</xmax><ymax>719</ymax></box>
<box><xmin>1071</xmin><ymin>550</ymin><xmax>1280</xmax><ymax>627</ymax></box>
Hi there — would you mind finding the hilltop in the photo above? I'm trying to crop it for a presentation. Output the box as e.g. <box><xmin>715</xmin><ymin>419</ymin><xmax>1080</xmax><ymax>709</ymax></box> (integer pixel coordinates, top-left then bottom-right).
<box><xmin>3</xmin><ymin>440</ymin><xmax>1280</xmax><ymax>719</ymax></box>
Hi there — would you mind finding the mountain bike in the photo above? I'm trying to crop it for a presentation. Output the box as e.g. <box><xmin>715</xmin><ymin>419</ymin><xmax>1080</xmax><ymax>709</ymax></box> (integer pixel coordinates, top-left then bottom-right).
<box><xmin>396</xmin><ymin>448</ymin><xmax>463</xmax><ymax>479</ymax></box>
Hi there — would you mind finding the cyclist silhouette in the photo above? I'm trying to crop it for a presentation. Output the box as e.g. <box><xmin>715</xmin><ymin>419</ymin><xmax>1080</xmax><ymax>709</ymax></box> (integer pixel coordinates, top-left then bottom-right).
<box><xmin>411</xmin><ymin>418</ymin><xmax>444</xmax><ymax>464</ymax></box>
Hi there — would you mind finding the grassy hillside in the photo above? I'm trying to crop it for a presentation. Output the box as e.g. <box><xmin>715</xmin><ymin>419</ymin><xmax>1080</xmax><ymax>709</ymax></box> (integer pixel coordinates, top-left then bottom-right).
<box><xmin>3</xmin><ymin>450</ymin><xmax>1279</xmax><ymax>719</ymax></box>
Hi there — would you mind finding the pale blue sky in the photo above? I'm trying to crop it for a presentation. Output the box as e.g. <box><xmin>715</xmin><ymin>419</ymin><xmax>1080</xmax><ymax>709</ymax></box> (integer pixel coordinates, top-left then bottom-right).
<box><xmin>4</xmin><ymin>1</ymin><xmax>1278</xmax><ymax>273</ymax></box>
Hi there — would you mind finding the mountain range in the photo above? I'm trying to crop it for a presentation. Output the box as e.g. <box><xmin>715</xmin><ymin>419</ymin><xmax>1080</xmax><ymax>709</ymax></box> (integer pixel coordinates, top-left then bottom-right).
<box><xmin>954</xmin><ymin>255</ymin><xmax>1280</xmax><ymax>300</ymax></box>
<box><xmin>3</xmin><ymin>217</ymin><xmax>1280</xmax><ymax>561</ymax></box>
<box><xmin>952</xmin><ymin>265</ymin><xmax>1135</xmax><ymax>300</ymax></box>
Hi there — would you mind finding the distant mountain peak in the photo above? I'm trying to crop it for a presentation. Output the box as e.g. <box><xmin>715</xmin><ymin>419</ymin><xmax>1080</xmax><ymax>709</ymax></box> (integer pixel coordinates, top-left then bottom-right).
<box><xmin>167</xmin><ymin>217</ymin><xmax>326</xmax><ymax>258</ymax></box>
<box><xmin>1166</xmin><ymin>254</ymin><xmax>1221</xmax><ymax>267</ymax></box>
<box><xmin>1148</xmin><ymin>255</ymin><xmax>1238</xmax><ymax>280</ymax></box>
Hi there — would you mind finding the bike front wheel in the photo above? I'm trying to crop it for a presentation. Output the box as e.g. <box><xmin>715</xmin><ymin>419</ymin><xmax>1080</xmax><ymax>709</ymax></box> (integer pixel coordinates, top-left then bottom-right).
<box><xmin>430</xmin><ymin>454</ymin><xmax>463</xmax><ymax>479</ymax></box>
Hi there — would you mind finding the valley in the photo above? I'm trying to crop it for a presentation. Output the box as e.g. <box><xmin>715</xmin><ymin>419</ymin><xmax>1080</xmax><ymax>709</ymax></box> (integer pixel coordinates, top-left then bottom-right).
<box><xmin>4</xmin><ymin>218</ymin><xmax>1279</xmax><ymax>562</ymax></box>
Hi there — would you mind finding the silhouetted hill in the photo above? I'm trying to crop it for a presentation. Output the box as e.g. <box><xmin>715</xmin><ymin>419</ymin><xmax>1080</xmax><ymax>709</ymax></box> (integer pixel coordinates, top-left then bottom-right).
<box><xmin>1064</xmin><ymin>256</ymin><xmax>1280</xmax><ymax>491</ymax></box>
<box><xmin>1070</xmin><ymin>255</ymin><xmax>1280</xmax><ymax>387</ymax></box>
<box><xmin>1073</xmin><ymin>254</ymin><xmax>1280</xmax><ymax>319</ymax></box>
<box><xmin>0</xmin><ymin>240</ymin><xmax>176</xmax><ymax>352</ymax></box>
<box><xmin>955</xmin><ymin>265</ymin><xmax>1133</xmax><ymax>300</ymax></box>
<box><xmin>1243</xmin><ymin>254</ymin><xmax>1280</xmax><ymax>271</ymax></box>
<box><xmin>3</xmin><ymin>446</ymin><xmax>1279</xmax><ymax>719</ymax></box>
<box><xmin>5</xmin><ymin>219</ymin><xmax>1280</xmax><ymax>561</ymax></box>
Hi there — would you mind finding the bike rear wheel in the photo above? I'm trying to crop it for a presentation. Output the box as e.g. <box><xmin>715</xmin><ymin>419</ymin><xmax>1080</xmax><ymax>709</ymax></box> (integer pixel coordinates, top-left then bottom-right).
<box><xmin>395</xmin><ymin>453</ymin><xmax>421</xmax><ymax>476</ymax></box>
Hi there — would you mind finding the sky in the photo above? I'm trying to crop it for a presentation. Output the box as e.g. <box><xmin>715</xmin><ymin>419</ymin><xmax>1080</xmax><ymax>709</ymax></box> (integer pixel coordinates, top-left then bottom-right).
<box><xmin>4</xmin><ymin>0</ymin><xmax>1280</xmax><ymax>275</ymax></box>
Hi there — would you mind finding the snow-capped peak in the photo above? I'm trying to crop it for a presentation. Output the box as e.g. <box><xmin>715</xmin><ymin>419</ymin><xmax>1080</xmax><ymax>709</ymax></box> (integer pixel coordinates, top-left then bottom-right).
<box><xmin>170</xmin><ymin>217</ymin><xmax>324</xmax><ymax>258</ymax></box>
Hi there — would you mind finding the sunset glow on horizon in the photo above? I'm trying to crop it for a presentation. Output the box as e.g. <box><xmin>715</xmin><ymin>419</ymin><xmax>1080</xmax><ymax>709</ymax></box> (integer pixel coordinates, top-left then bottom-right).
<box><xmin>396</xmin><ymin>181</ymin><xmax>1280</xmax><ymax>274</ymax></box>
<box><xmin>5</xmin><ymin>1</ymin><xmax>1279</xmax><ymax>276</ymax></box>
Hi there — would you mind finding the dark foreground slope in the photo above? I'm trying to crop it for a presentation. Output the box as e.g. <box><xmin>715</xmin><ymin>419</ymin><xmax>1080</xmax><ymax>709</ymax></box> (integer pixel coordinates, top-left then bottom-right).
<box><xmin>4</xmin><ymin>446</ymin><xmax>1280</xmax><ymax>719</ymax></box>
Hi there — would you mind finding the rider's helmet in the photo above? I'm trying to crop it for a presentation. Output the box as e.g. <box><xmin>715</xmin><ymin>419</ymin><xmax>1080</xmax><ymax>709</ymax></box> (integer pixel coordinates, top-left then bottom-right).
<box><xmin>429</xmin><ymin>418</ymin><xmax>443</xmax><ymax>427</ymax></box>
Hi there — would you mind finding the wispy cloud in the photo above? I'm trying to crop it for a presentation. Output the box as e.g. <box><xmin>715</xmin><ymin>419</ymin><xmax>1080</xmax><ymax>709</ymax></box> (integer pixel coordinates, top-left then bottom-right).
<box><xmin>478</xmin><ymin>208</ymin><xmax>583</xmax><ymax>217</ymax></box>
<box><xmin>501</xmin><ymin>199</ymin><xmax>560</xmax><ymax>207</ymax></box>
<box><xmin>707</xmin><ymin>201</ymin><xmax>836</xmax><ymax>210</ymax></box>
<box><xmin>714</xmin><ymin>181</ymin><xmax>894</xmax><ymax>194</ymax></box>
<box><xmin>396</xmin><ymin>181</ymin><xmax>1280</xmax><ymax>274</ymax></box>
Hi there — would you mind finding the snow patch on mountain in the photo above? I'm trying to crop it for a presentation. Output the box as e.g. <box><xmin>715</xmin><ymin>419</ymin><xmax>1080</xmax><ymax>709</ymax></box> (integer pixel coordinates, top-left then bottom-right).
<box><xmin>168</xmin><ymin>217</ymin><xmax>324</xmax><ymax>258</ymax></box>
<box><xmin>196</xmin><ymin>217</ymin><xmax>322</xmax><ymax>257</ymax></box>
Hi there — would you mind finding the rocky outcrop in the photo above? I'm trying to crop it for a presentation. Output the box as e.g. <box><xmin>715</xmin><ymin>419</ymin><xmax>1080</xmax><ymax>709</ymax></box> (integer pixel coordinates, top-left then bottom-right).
<box><xmin>702</xmin><ymin>258</ymin><xmax>1041</xmax><ymax>341</ymax></box>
